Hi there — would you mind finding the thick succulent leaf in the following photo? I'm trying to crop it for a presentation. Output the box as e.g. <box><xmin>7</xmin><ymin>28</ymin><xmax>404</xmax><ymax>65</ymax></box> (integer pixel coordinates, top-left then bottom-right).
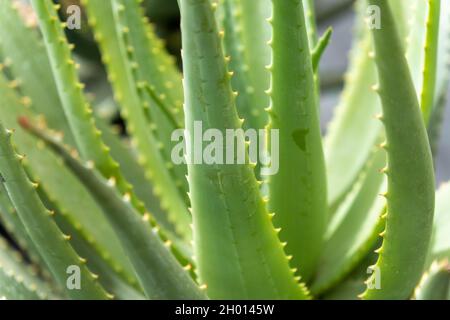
<box><xmin>419</xmin><ymin>0</ymin><xmax>441</xmax><ymax>124</ymax></box>
<box><xmin>428</xmin><ymin>182</ymin><xmax>450</xmax><ymax>264</ymax></box>
<box><xmin>220</xmin><ymin>0</ymin><xmax>271</xmax><ymax>132</ymax></box>
<box><xmin>403</xmin><ymin>0</ymin><xmax>450</xmax><ymax>125</ymax></box>
<box><xmin>311</xmin><ymin>27</ymin><xmax>333</xmax><ymax>72</ymax></box>
<box><xmin>35</xmin><ymin>182</ymin><xmax>144</xmax><ymax>299</ymax></box>
<box><xmin>414</xmin><ymin>260</ymin><xmax>450</xmax><ymax>300</ymax></box>
<box><xmin>435</xmin><ymin>0</ymin><xmax>450</xmax><ymax>101</ymax></box>
<box><xmin>2</xmin><ymin>0</ymin><xmax>190</xmax><ymax>269</ymax></box>
<box><xmin>111</xmin><ymin>0</ymin><xmax>189</xmax><ymax>203</ymax></box>
<box><xmin>304</xmin><ymin>0</ymin><xmax>318</xmax><ymax>48</ymax></box>
<box><xmin>361</xmin><ymin>0</ymin><xmax>435</xmax><ymax>300</ymax></box>
<box><xmin>324</xmin><ymin>0</ymin><xmax>425</xmax><ymax>210</ymax></box>
<box><xmin>31</xmin><ymin>0</ymin><xmax>192</xmax><ymax>263</ymax></box>
<box><xmin>181</xmin><ymin>0</ymin><xmax>308</xmax><ymax>300</ymax></box>
<box><xmin>0</xmin><ymin>0</ymin><xmax>75</xmax><ymax>145</ymax></box>
<box><xmin>0</xmin><ymin>237</ymin><xmax>55</xmax><ymax>300</ymax></box>
<box><xmin>49</xmin><ymin>204</ymin><xmax>145</xmax><ymax>300</ymax></box>
<box><xmin>0</xmin><ymin>73</ymin><xmax>139</xmax><ymax>294</ymax></box>
<box><xmin>428</xmin><ymin>0</ymin><xmax>450</xmax><ymax>154</ymax></box>
<box><xmin>324</xmin><ymin>31</ymin><xmax>382</xmax><ymax>210</ymax></box>
<box><xmin>0</xmin><ymin>183</ymin><xmax>47</xmax><ymax>270</ymax></box>
<box><xmin>95</xmin><ymin>119</ymin><xmax>180</xmax><ymax>242</ymax></box>
<box><xmin>318</xmin><ymin>0</ymin><xmax>435</xmax><ymax>295</ymax></box>
<box><xmin>0</xmin><ymin>123</ymin><xmax>110</xmax><ymax>300</ymax></box>
<box><xmin>322</xmin><ymin>277</ymin><xmax>365</xmax><ymax>300</ymax></box>
<box><xmin>30</xmin><ymin>0</ymin><xmax>154</xmax><ymax>230</ymax></box>
<box><xmin>82</xmin><ymin>0</ymin><xmax>192</xmax><ymax>241</ymax></box>
<box><xmin>114</xmin><ymin>0</ymin><xmax>185</xmax><ymax>122</ymax></box>
<box><xmin>21</xmin><ymin>119</ymin><xmax>205</xmax><ymax>300</ymax></box>
<box><xmin>267</xmin><ymin>0</ymin><xmax>327</xmax><ymax>281</ymax></box>
<box><xmin>95</xmin><ymin>118</ymin><xmax>193</xmax><ymax>262</ymax></box>
<box><xmin>322</xmin><ymin>251</ymin><xmax>378</xmax><ymax>300</ymax></box>
<box><xmin>311</xmin><ymin>148</ymin><xmax>385</xmax><ymax>294</ymax></box>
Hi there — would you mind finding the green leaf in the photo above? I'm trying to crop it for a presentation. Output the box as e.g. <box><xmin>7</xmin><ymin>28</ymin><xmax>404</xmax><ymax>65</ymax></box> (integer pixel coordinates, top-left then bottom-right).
<box><xmin>82</xmin><ymin>0</ymin><xmax>192</xmax><ymax>241</ymax></box>
<box><xmin>29</xmin><ymin>0</ymin><xmax>154</xmax><ymax>230</ymax></box>
<box><xmin>180</xmin><ymin>0</ymin><xmax>308</xmax><ymax>300</ymax></box>
<box><xmin>0</xmin><ymin>183</ymin><xmax>48</xmax><ymax>271</ymax></box>
<box><xmin>0</xmin><ymin>237</ymin><xmax>55</xmax><ymax>300</ymax></box>
<box><xmin>414</xmin><ymin>260</ymin><xmax>450</xmax><ymax>300</ymax></box>
<box><xmin>49</xmin><ymin>202</ymin><xmax>145</xmax><ymax>300</ymax></box>
<box><xmin>361</xmin><ymin>0</ymin><xmax>435</xmax><ymax>300</ymax></box>
<box><xmin>322</xmin><ymin>251</ymin><xmax>378</xmax><ymax>300</ymax></box>
<box><xmin>318</xmin><ymin>0</ymin><xmax>434</xmax><ymax>296</ymax></box>
<box><xmin>428</xmin><ymin>1</ymin><xmax>450</xmax><ymax>155</ymax></box>
<box><xmin>304</xmin><ymin>0</ymin><xmax>319</xmax><ymax>48</ymax></box>
<box><xmin>419</xmin><ymin>0</ymin><xmax>441</xmax><ymax>124</ymax></box>
<box><xmin>220</xmin><ymin>0</ymin><xmax>271</xmax><ymax>132</ymax></box>
<box><xmin>21</xmin><ymin>118</ymin><xmax>206</xmax><ymax>300</ymax></box>
<box><xmin>95</xmin><ymin>118</ymin><xmax>183</xmax><ymax>246</ymax></box>
<box><xmin>311</xmin><ymin>27</ymin><xmax>333</xmax><ymax>72</ymax></box>
<box><xmin>112</xmin><ymin>0</ymin><xmax>189</xmax><ymax>206</ymax></box>
<box><xmin>0</xmin><ymin>73</ymin><xmax>140</xmax><ymax>294</ymax></box>
<box><xmin>0</xmin><ymin>123</ymin><xmax>110</xmax><ymax>300</ymax></box>
<box><xmin>267</xmin><ymin>0</ymin><xmax>327</xmax><ymax>282</ymax></box>
<box><xmin>428</xmin><ymin>182</ymin><xmax>450</xmax><ymax>264</ymax></box>
<box><xmin>0</xmin><ymin>0</ymin><xmax>75</xmax><ymax>145</ymax></box>
<box><xmin>324</xmin><ymin>0</ymin><xmax>426</xmax><ymax>210</ymax></box>
<box><xmin>311</xmin><ymin>148</ymin><xmax>385</xmax><ymax>294</ymax></box>
<box><xmin>324</xmin><ymin>31</ymin><xmax>382</xmax><ymax>210</ymax></box>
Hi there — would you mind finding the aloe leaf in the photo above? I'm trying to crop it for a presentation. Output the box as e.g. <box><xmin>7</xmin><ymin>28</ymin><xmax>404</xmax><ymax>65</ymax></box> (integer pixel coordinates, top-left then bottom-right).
<box><xmin>361</xmin><ymin>0</ymin><xmax>435</xmax><ymax>300</ymax></box>
<box><xmin>112</xmin><ymin>0</ymin><xmax>185</xmax><ymax>125</ymax></box>
<box><xmin>0</xmin><ymin>123</ymin><xmax>110</xmax><ymax>300</ymax></box>
<box><xmin>324</xmin><ymin>31</ymin><xmax>382</xmax><ymax>210</ymax></box>
<box><xmin>304</xmin><ymin>0</ymin><xmax>318</xmax><ymax>48</ymax></box>
<box><xmin>180</xmin><ymin>0</ymin><xmax>308</xmax><ymax>299</ymax></box>
<box><xmin>403</xmin><ymin>0</ymin><xmax>449</xmax><ymax>125</ymax></box>
<box><xmin>82</xmin><ymin>0</ymin><xmax>192</xmax><ymax>240</ymax></box>
<box><xmin>21</xmin><ymin>118</ymin><xmax>205</xmax><ymax>300</ymax></box>
<box><xmin>428</xmin><ymin>1</ymin><xmax>450</xmax><ymax>155</ymax></box>
<box><xmin>95</xmin><ymin>118</ymin><xmax>193</xmax><ymax>263</ymax></box>
<box><xmin>220</xmin><ymin>0</ymin><xmax>271</xmax><ymax>132</ymax></box>
<box><xmin>311</xmin><ymin>147</ymin><xmax>385</xmax><ymax>294</ymax></box>
<box><xmin>34</xmin><ymin>183</ymin><xmax>144</xmax><ymax>299</ymax></box>
<box><xmin>311</xmin><ymin>27</ymin><xmax>333</xmax><ymax>72</ymax></box>
<box><xmin>322</xmin><ymin>251</ymin><xmax>378</xmax><ymax>300</ymax></box>
<box><xmin>48</xmin><ymin>202</ymin><xmax>145</xmax><ymax>300</ymax></box>
<box><xmin>0</xmin><ymin>73</ymin><xmax>140</xmax><ymax>294</ymax></box>
<box><xmin>111</xmin><ymin>0</ymin><xmax>190</xmax><ymax>209</ymax></box>
<box><xmin>0</xmin><ymin>0</ymin><xmax>74</xmax><ymax>145</ymax></box>
<box><xmin>29</xmin><ymin>0</ymin><xmax>153</xmax><ymax>224</ymax></box>
<box><xmin>435</xmin><ymin>0</ymin><xmax>450</xmax><ymax>102</ymax></box>
<box><xmin>324</xmin><ymin>0</ymin><xmax>425</xmax><ymax>210</ymax></box>
<box><xmin>267</xmin><ymin>0</ymin><xmax>327</xmax><ymax>281</ymax></box>
<box><xmin>317</xmin><ymin>0</ymin><xmax>434</xmax><ymax>295</ymax></box>
<box><xmin>0</xmin><ymin>237</ymin><xmax>55</xmax><ymax>300</ymax></box>
<box><xmin>428</xmin><ymin>182</ymin><xmax>450</xmax><ymax>264</ymax></box>
<box><xmin>414</xmin><ymin>260</ymin><xmax>450</xmax><ymax>300</ymax></box>
<box><xmin>0</xmin><ymin>183</ymin><xmax>46</xmax><ymax>270</ymax></box>
<box><xmin>419</xmin><ymin>0</ymin><xmax>441</xmax><ymax>124</ymax></box>
<box><xmin>31</xmin><ymin>0</ymin><xmax>191</xmax><ymax>265</ymax></box>
<box><xmin>95</xmin><ymin>118</ymin><xmax>181</xmax><ymax>242</ymax></box>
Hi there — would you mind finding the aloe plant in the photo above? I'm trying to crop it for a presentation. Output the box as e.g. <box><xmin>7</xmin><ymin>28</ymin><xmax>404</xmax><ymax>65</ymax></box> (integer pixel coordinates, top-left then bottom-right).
<box><xmin>0</xmin><ymin>0</ymin><xmax>449</xmax><ymax>300</ymax></box>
